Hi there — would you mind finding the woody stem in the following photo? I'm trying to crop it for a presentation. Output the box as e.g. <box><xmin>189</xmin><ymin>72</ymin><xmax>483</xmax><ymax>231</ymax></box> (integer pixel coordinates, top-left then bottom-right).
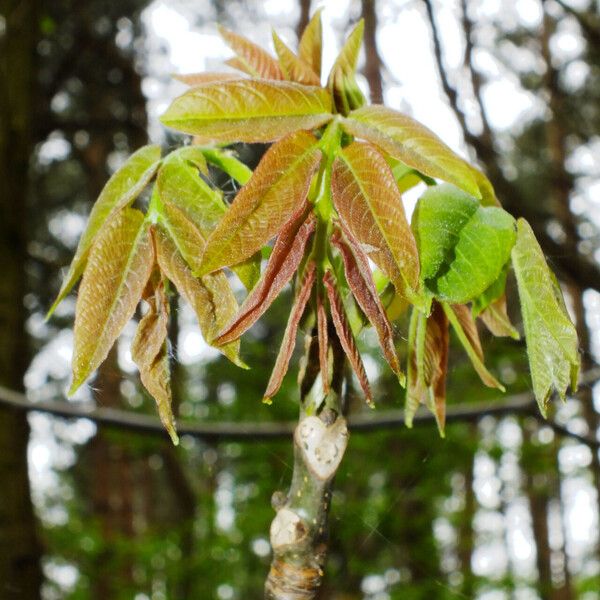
<box><xmin>264</xmin><ymin>326</ymin><xmax>347</xmax><ymax>600</ymax></box>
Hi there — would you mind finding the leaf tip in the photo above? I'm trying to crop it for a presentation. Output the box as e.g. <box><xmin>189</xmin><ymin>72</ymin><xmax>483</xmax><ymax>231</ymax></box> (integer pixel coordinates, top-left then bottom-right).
<box><xmin>262</xmin><ymin>396</ymin><xmax>273</xmax><ymax>405</ymax></box>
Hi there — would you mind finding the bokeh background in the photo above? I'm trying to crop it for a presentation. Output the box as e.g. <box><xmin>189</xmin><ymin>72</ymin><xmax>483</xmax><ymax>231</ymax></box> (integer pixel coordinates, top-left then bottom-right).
<box><xmin>2</xmin><ymin>0</ymin><xmax>600</xmax><ymax>598</ymax></box>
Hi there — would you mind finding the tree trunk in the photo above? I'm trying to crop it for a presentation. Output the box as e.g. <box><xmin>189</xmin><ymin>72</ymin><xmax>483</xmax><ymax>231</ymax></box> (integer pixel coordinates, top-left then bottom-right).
<box><xmin>362</xmin><ymin>0</ymin><xmax>383</xmax><ymax>104</ymax></box>
<box><xmin>0</xmin><ymin>1</ymin><xmax>43</xmax><ymax>597</ymax></box>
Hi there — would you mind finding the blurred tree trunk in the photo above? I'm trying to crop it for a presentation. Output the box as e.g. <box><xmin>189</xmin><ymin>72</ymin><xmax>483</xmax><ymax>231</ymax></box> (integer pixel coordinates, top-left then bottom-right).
<box><xmin>0</xmin><ymin>0</ymin><xmax>43</xmax><ymax>597</ymax></box>
<box><xmin>362</xmin><ymin>0</ymin><xmax>383</xmax><ymax>104</ymax></box>
<box><xmin>297</xmin><ymin>0</ymin><xmax>311</xmax><ymax>41</ymax></box>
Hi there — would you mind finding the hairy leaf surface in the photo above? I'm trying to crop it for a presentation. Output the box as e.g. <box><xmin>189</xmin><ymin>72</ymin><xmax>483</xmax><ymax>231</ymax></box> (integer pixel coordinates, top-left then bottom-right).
<box><xmin>299</xmin><ymin>9</ymin><xmax>323</xmax><ymax>77</ymax></box>
<box><xmin>406</xmin><ymin>303</ymin><xmax>448</xmax><ymax>432</ymax></box>
<box><xmin>272</xmin><ymin>31</ymin><xmax>320</xmax><ymax>85</ymax></box>
<box><xmin>443</xmin><ymin>303</ymin><xmax>504</xmax><ymax>391</ymax></box>
<box><xmin>219</xmin><ymin>26</ymin><xmax>284</xmax><ymax>80</ymax></box>
<box><xmin>160</xmin><ymin>79</ymin><xmax>333</xmax><ymax>142</ymax></box>
<box><xmin>49</xmin><ymin>145</ymin><xmax>160</xmax><ymax>317</ymax></box>
<box><xmin>332</xmin><ymin>141</ymin><xmax>419</xmax><ymax>298</ymax></box>
<box><xmin>264</xmin><ymin>263</ymin><xmax>316</xmax><ymax>402</ymax></box>
<box><xmin>216</xmin><ymin>209</ymin><xmax>314</xmax><ymax>344</ymax></box>
<box><xmin>511</xmin><ymin>219</ymin><xmax>580</xmax><ymax>414</ymax></box>
<box><xmin>131</xmin><ymin>277</ymin><xmax>178</xmax><ymax>445</ymax></box>
<box><xmin>324</xmin><ymin>271</ymin><xmax>373</xmax><ymax>406</ymax></box>
<box><xmin>412</xmin><ymin>184</ymin><xmax>516</xmax><ymax>303</ymax></box>
<box><xmin>199</xmin><ymin>132</ymin><xmax>321</xmax><ymax>274</ymax></box>
<box><xmin>70</xmin><ymin>209</ymin><xmax>154</xmax><ymax>394</ymax></box>
<box><xmin>332</xmin><ymin>229</ymin><xmax>403</xmax><ymax>383</ymax></box>
<box><xmin>153</xmin><ymin>227</ymin><xmax>244</xmax><ymax>367</ymax></box>
<box><xmin>342</xmin><ymin>106</ymin><xmax>482</xmax><ymax>197</ymax></box>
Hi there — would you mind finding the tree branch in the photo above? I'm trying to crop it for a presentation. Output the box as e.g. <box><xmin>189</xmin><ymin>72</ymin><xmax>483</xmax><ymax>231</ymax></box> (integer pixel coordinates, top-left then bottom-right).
<box><xmin>2</xmin><ymin>367</ymin><xmax>598</xmax><ymax>447</ymax></box>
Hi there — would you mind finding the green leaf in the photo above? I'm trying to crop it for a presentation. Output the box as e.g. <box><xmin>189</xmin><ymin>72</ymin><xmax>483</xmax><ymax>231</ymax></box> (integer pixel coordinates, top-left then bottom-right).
<box><xmin>160</xmin><ymin>79</ymin><xmax>333</xmax><ymax>143</ymax></box>
<box><xmin>198</xmin><ymin>131</ymin><xmax>321</xmax><ymax>275</ymax></box>
<box><xmin>511</xmin><ymin>218</ymin><xmax>580</xmax><ymax>415</ymax></box>
<box><xmin>342</xmin><ymin>106</ymin><xmax>482</xmax><ymax>197</ymax></box>
<box><xmin>299</xmin><ymin>9</ymin><xmax>323</xmax><ymax>77</ymax></box>
<box><xmin>48</xmin><ymin>144</ymin><xmax>161</xmax><ymax>317</ymax></box>
<box><xmin>70</xmin><ymin>208</ymin><xmax>154</xmax><ymax>395</ymax></box>
<box><xmin>272</xmin><ymin>30</ymin><xmax>320</xmax><ymax>85</ymax></box>
<box><xmin>412</xmin><ymin>184</ymin><xmax>516</xmax><ymax>303</ymax></box>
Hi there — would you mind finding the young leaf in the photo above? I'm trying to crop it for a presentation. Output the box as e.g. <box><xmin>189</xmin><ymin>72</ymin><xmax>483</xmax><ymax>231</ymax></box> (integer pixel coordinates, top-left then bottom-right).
<box><xmin>70</xmin><ymin>208</ymin><xmax>154</xmax><ymax>395</ymax></box>
<box><xmin>160</xmin><ymin>79</ymin><xmax>333</xmax><ymax>143</ymax></box>
<box><xmin>332</xmin><ymin>229</ymin><xmax>404</xmax><ymax>384</ymax></box>
<box><xmin>263</xmin><ymin>262</ymin><xmax>316</xmax><ymax>403</ymax></box>
<box><xmin>219</xmin><ymin>26</ymin><xmax>285</xmax><ymax>80</ymax></box>
<box><xmin>511</xmin><ymin>218</ymin><xmax>580</xmax><ymax>415</ymax></box>
<box><xmin>173</xmin><ymin>72</ymin><xmax>242</xmax><ymax>86</ymax></box>
<box><xmin>406</xmin><ymin>302</ymin><xmax>449</xmax><ymax>433</ymax></box>
<box><xmin>215</xmin><ymin>209</ymin><xmax>315</xmax><ymax>345</ymax></box>
<box><xmin>324</xmin><ymin>270</ymin><xmax>373</xmax><ymax>406</ymax></box>
<box><xmin>316</xmin><ymin>291</ymin><xmax>330</xmax><ymax>394</ymax></box>
<box><xmin>327</xmin><ymin>19</ymin><xmax>366</xmax><ymax>114</ymax></box>
<box><xmin>131</xmin><ymin>276</ymin><xmax>179</xmax><ymax>445</ymax></box>
<box><xmin>342</xmin><ymin>106</ymin><xmax>482</xmax><ymax>197</ymax></box>
<box><xmin>48</xmin><ymin>145</ymin><xmax>161</xmax><ymax>317</ymax></box>
<box><xmin>272</xmin><ymin>30</ymin><xmax>320</xmax><ymax>85</ymax></box>
<box><xmin>412</xmin><ymin>184</ymin><xmax>516</xmax><ymax>304</ymax></box>
<box><xmin>199</xmin><ymin>131</ymin><xmax>321</xmax><ymax>275</ymax></box>
<box><xmin>299</xmin><ymin>9</ymin><xmax>323</xmax><ymax>77</ymax></box>
<box><xmin>153</xmin><ymin>227</ymin><xmax>245</xmax><ymax>367</ymax></box>
<box><xmin>443</xmin><ymin>303</ymin><xmax>505</xmax><ymax>391</ymax></box>
<box><xmin>331</xmin><ymin>141</ymin><xmax>419</xmax><ymax>299</ymax></box>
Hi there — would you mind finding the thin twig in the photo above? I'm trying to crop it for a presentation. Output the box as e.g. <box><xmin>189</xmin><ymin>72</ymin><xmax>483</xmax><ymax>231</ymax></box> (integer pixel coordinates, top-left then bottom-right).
<box><xmin>1</xmin><ymin>367</ymin><xmax>598</xmax><ymax>446</ymax></box>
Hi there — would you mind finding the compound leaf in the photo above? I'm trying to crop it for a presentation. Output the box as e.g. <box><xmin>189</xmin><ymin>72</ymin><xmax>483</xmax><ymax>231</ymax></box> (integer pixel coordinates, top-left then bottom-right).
<box><xmin>160</xmin><ymin>79</ymin><xmax>333</xmax><ymax>143</ymax></box>
<box><xmin>48</xmin><ymin>144</ymin><xmax>160</xmax><ymax>317</ymax></box>
<box><xmin>70</xmin><ymin>208</ymin><xmax>154</xmax><ymax>394</ymax></box>
<box><xmin>342</xmin><ymin>106</ymin><xmax>482</xmax><ymax>197</ymax></box>
<box><xmin>511</xmin><ymin>218</ymin><xmax>580</xmax><ymax>415</ymax></box>
<box><xmin>199</xmin><ymin>131</ymin><xmax>321</xmax><ymax>274</ymax></box>
<box><xmin>332</xmin><ymin>141</ymin><xmax>419</xmax><ymax>299</ymax></box>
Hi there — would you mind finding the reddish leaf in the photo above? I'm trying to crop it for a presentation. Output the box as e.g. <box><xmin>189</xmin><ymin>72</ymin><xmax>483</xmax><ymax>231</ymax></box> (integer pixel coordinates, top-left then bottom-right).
<box><xmin>317</xmin><ymin>291</ymin><xmax>329</xmax><ymax>394</ymax></box>
<box><xmin>332</xmin><ymin>228</ymin><xmax>404</xmax><ymax>384</ymax></box>
<box><xmin>263</xmin><ymin>263</ymin><xmax>316</xmax><ymax>402</ymax></box>
<box><xmin>479</xmin><ymin>294</ymin><xmax>520</xmax><ymax>339</ymax></box>
<box><xmin>173</xmin><ymin>72</ymin><xmax>242</xmax><ymax>85</ymax></box>
<box><xmin>272</xmin><ymin>30</ymin><xmax>320</xmax><ymax>85</ymax></box>
<box><xmin>219</xmin><ymin>26</ymin><xmax>285</xmax><ymax>80</ymax></box>
<box><xmin>332</xmin><ymin>141</ymin><xmax>419</xmax><ymax>298</ymax></box>
<box><xmin>215</xmin><ymin>208</ymin><xmax>315</xmax><ymax>345</ymax></box>
<box><xmin>406</xmin><ymin>302</ymin><xmax>449</xmax><ymax>432</ymax></box>
<box><xmin>199</xmin><ymin>131</ymin><xmax>321</xmax><ymax>274</ymax></box>
<box><xmin>131</xmin><ymin>277</ymin><xmax>179</xmax><ymax>445</ymax></box>
<box><xmin>324</xmin><ymin>270</ymin><xmax>373</xmax><ymax>406</ymax></box>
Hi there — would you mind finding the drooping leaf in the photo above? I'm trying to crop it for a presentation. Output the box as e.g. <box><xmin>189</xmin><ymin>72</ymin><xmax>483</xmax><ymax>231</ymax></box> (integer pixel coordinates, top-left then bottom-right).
<box><xmin>215</xmin><ymin>209</ymin><xmax>315</xmax><ymax>344</ymax></box>
<box><xmin>511</xmin><ymin>218</ymin><xmax>580</xmax><ymax>415</ymax></box>
<box><xmin>263</xmin><ymin>263</ymin><xmax>316</xmax><ymax>403</ymax></box>
<box><xmin>173</xmin><ymin>72</ymin><xmax>242</xmax><ymax>86</ymax></box>
<box><xmin>219</xmin><ymin>26</ymin><xmax>284</xmax><ymax>80</ymax></box>
<box><xmin>342</xmin><ymin>106</ymin><xmax>482</xmax><ymax>197</ymax></box>
<box><xmin>443</xmin><ymin>303</ymin><xmax>505</xmax><ymax>391</ymax></box>
<box><xmin>153</xmin><ymin>227</ymin><xmax>245</xmax><ymax>367</ymax></box>
<box><xmin>331</xmin><ymin>141</ymin><xmax>419</xmax><ymax>299</ymax></box>
<box><xmin>324</xmin><ymin>270</ymin><xmax>373</xmax><ymax>406</ymax></box>
<box><xmin>131</xmin><ymin>276</ymin><xmax>179</xmax><ymax>445</ymax></box>
<box><xmin>327</xmin><ymin>19</ymin><xmax>366</xmax><ymax>114</ymax></box>
<box><xmin>70</xmin><ymin>208</ymin><xmax>154</xmax><ymax>394</ymax></box>
<box><xmin>199</xmin><ymin>132</ymin><xmax>321</xmax><ymax>274</ymax></box>
<box><xmin>160</xmin><ymin>79</ymin><xmax>333</xmax><ymax>143</ymax></box>
<box><xmin>472</xmin><ymin>267</ymin><xmax>519</xmax><ymax>339</ymax></box>
<box><xmin>332</xmin><ymin>228</ymin><xmax>404</xmax><ymax>384</ymax></box>
<box><xmin>272</xmin><ymin>30</ymin><xmax>320</xmax><ymax>85</ymax></box>
<box><xmin>316</xmin><ymin>291</ymin><xmax>330</xmax><ymax>394</ymax></box>
<box><xmin>412</xmin><ymin>184</ymin><xmax>516</xmax><ymax>303</ymax></box>
<box><xmin>48</xmin><ymin>145</ymin><xmax>161</xmax><ymax>317</ymax></box>
<box><xmin>406</xmin><ymin>302</ymin><xmax>449</xmax><ymax>433</ymax></box>
<box><xmin>299</xmin><ymin>9</ymin><xmax>323</xmax><ymax>77</ymax></box>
